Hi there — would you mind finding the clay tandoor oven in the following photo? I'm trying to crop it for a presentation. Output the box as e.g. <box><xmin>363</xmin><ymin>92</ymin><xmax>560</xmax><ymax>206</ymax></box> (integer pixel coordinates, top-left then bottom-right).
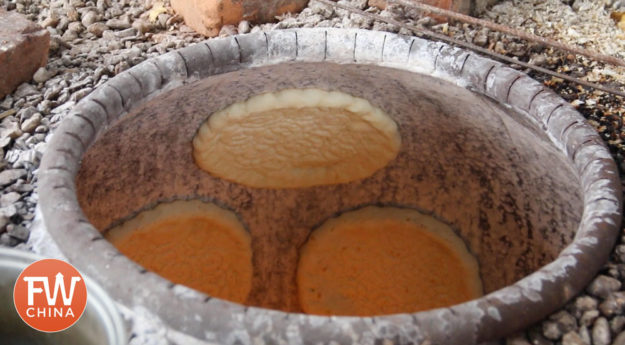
<box><xmin>37</xmin><ymin>29</ymin><xmax>622</xmax><ymax>344</ymax></box>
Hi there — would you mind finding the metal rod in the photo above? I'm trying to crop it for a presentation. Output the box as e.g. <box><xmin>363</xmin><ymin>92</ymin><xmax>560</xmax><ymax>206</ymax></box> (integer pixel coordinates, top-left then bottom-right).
<box><xmin>389</xmin><ymin>0</ymin><xmax>625</xmax><ymax>68</ymax></box>
<box><xmin>315</xmin><ymin>0</ymin><xmax>625</xmax><ymax>98</ymax></box>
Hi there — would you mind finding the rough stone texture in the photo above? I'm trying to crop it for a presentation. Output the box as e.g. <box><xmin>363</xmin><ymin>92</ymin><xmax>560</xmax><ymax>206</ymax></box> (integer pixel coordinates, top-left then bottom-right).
<box><xmin>171</xmin><ymin>0</ymin><xmax>309</xmax><ymax>37</ymax></box>
<box><xmin>592</xmin><ymin>317</ymin><xmax>611</xmax><ymax>345</ymax></box>
<box><xmin>474</xmin><ymin>0</ymin><xmax>501</xmax><ymax>14</ymax></box>
<box><xmin>615</xmin><ymin>331</ymin><xmax>625</xmax><ymax>345</ymax></box>
<box><xmin>587</xmin><ymin>275</ymin><xmax>622</xmax><ymax>299</ymax></box>
<box><xmin>35</xmin><ymin>28</ymin><xmax>622</xmax><ymax>345</ymax></box>
<box><xmin>599</xmin><ymin>291</ymin><xmax>625</xmax><ymax>317</ymax></box>
<box><xmin>562</xmin><ymin>331</ymin><xmax>585</xmax><ymax>345</ymax></box>
<box><xmin>0</xmin><ymin>169</ymin><xmax>26</xmax><ymax>187</ymax></box>
<box><xmin>367</xmin><ymin>0</ymin><xmax>501</xmax><ymax>15</ymax></box>
<box><xmin>371</xmin><ymin>0</ymin><xmax>469</xmax><ymax>14</ymax></box>
<box><xmin>0</xmin><ymin>9</ymin><xmax>50</xmax><ymax>99</ymax></box>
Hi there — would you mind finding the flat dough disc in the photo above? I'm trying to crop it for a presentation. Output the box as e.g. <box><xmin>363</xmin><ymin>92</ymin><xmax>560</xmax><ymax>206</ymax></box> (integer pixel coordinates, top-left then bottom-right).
<box><xmin>297</xmin><ymin>206</ymin><xmax>483</xmax><ymax>316</ymax></box>
<box><xmin>193</xmin><ymin>88</ymin><xmax>401</xmax><ymax>188</ymax></box>
<box><xmin>106</xmin><ymin>200</ymin><xmax>252</xmax><ymax>304</ymax></box>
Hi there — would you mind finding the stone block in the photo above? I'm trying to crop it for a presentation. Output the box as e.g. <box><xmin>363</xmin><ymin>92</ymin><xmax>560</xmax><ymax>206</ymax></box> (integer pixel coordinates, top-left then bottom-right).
<box><xmin>0</xmin><ymin>10</ymin><xmax>50</xmax><ymax>99</ymax></box>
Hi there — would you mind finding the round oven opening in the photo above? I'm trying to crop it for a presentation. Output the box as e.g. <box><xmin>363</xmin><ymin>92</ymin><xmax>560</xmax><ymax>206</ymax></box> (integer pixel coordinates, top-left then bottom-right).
<box><xmin>75</xmin><ymin>62</ymin><xmax>583</xmax><ymax>315</ymax></box>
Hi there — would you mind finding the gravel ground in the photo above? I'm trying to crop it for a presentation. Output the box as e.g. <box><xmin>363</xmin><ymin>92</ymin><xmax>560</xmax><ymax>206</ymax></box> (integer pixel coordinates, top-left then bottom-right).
<box><xmin>1</xmin><ymin>0</ymin><xmax>625</xmax><ymax>344</ymax></box>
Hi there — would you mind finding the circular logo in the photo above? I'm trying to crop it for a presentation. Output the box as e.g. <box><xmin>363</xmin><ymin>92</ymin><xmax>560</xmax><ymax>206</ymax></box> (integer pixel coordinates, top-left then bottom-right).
<box><xmin>13</xmin><ymin>259</ymin><xmax>88</xmax><ymax>332</ymax></box>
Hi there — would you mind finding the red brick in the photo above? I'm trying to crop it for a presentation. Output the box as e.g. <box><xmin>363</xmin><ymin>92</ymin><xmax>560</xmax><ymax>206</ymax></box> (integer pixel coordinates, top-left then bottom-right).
<box><xmin>0</xmin><ymin>10</ymin><xmax>50</xmax><ymax>99</ymax></box>
<box><xmin>171</xmin><ymin>0</ymin><xmax>309</xmax><ymax>37</ymax></box>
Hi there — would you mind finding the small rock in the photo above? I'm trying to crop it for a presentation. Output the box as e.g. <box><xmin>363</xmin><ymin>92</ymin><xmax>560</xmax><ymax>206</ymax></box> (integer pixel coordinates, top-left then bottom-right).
<box><xmin>101</xmin><ymin>29</ymin><xmax>116</xmax><ymax>41</ymax></box>
<box><xmin>0</xmin><ymin>96</ymin><xmax>12</xmax><ymax>110</ymax></box>
<box><xmin>109</xmin><ymin>5</ymin><xmax>123</xmax><ymax>17</ymax></box>
<box><xmin>0</xmin><ymin>136</ymin><xmax>11</xmax><ymax>149</ymax></box>
<box><xmin>87</xmin><ymin>22</ymin><xmax>109</xmax><ymax>37</ymax></box>
<box><xmin>0</xmin><ymin>169</ymin><xmax>26</xmax><ymax>186</ymax></box>
<box><xmin>93</xmin><ymin>66</ymin><xmax>108</xmax><ymax>83</ymax></box>
<box><xmin>615</xmin><ymin>331</ymin><xmax>625</xmax><ymax>345</ymax></box>
<box><xmin>1</xmin><ymin>120</ymin><xmax>23</xmax><ymax>140</ymax></box>
<box><xmin>542</xmin><ymin>321</ymin><xmax>562</xmax><ymax>340</ymax></box>
<box><xmin>56</xmin><ymin>17</ymin><xmax>70</xmax><ymax>31</ymax></box>
<box><xmin>572</xmin><ymin>296</ymin><xmax>598</xmax><ymax>317</ymax></box>
<box><xmin>95</xmin><ymin>0</ymin><xmax>107</xmax><ymax>11</ymax></box>
<box><xmin>612</xmin><ymin>316</ymin><xmax>625</xmax><ymax>334</ymax></box>
<box><xmin>114</xmin><ymin>61</ymin><xmax>131</xmax><ymax>74</ymax></box>
<box><xmin>494</xmin><ymin>41</ymin><xmax>507</xmax><ymax>54</ymax></box>
<box><xmin>48</xmin><ymin>35</ymin><xmax>63</xmax><ymax>53</ymax></box>
<box><xmin>81</xmin><ymin>10</ymin><xmax>100</xmax><ymax>27</ymax></box>
<box><xmin>592</xmin><ymin>317</ymin><xmax>611</xmax><ymax>345</ymax></box>
<box><xmin>67</xmin><ymin>21</ymin><xmax>84</xmax><ymax>33</ymax></box>
<box><xmin>0</xmin><ymin>192</ymin><xmax>20</xmax><ymax>207</ymax></box>
<box><xmin>580</xmin><ymin>309</ymin><xmax>599</xmax><ymax>327</ymax></box>
<box><xmin>415</xmin><ymin>16</ymin><xmax>435</xmax><ymax>27</ymax></box>
<box><xmin>70</xmin><ymin>88</ymin><xmax>92</xmax><ymax>102</ymax></box>
<box><xmin>157</xmin><ymin>13</ymin><xmax>171</xmax><ymax>28</ymax></box>
<box><xmin>122</xmin><ymin>46</ymin><xmax>142</xmax><ymax>60</ymax></box>
<box><xmin>13</xmin><ymin>183</ymin><xmax>33</xmax><ymax>193</ymax></box>
<box><xmin>17</xmin><ymin>106</ymin><xmax>37</xmax><ymax>121</ymax></box>
<box><xmin>116</xmin><ymin>27</ymin><xmax>137</xmax><ymax>38</ymax></box>
<box><xmin>508</xmin><ymin>42</ymin><xmax>527</xmax><ymax>57</ymax></box>
<box><xmin>32</xmin><ymin>67</ymin><xmax>55</xmax><ymax>83</ymax></box>
<box><xmin>473</xmin><ymin>29</ymin><xmax>489</xmax><ymax>47</ymax></box>
<box><xmin>20</xmin><ymin>113</ymin><xmax>41</xmax><ymax>133</ymax></box>
<box><xmin>0</xmin><ymin>205</ymin><xmax>17</xmax><ymax>219</ymax></box>
<box><xmin>106</xmin><ymin>17</ymin><xmax>131</xmax><ymax>29</ymax></box>
<box><xmin>506</xmin><ymin>335</ymin><xmax>531</xmax><ymax>345</ymax></box>
<box><xmin>617</xmin><ymin>264</ymin><xmax>625</xmax><ymax>279</ymax></box>
<box><xmin>43</xmin><ymin>83</ymin><xmax>63</xmax><ymax>101</ymax></box>
<box><xmin>562</xmin><ymin>331</ymin><xmax>586</xmax><ymax>345</ymax></box>
<box><xmin>0</xmin><ymin>216</ymin><xmax>8</xmax><ymax>232</ymax></box>
<box><xmin>41</xmin><ymin>11</ymin><xmax>60</xmax><ymax>28</ymax></box>
<box><xmin>66</xmin><ymin>7</ymin><xmax>80</xmax><ymax>22</ymax></box>
<box><xmin>530</xmin><ymin>54</ymin><xmax>549</xmax><ymax>67</ymax></box>
<box><xmin>13</xmin><ymin>83</ymin><xmax>39</xmax><ymax>99</ymax></box>
<box><xmin>550</xmin><ymin>310</ymin><xmax>577</xmax><ymax>334</ymax></box>
<box><xmin>238</xmin><ymin>20</ymin><xmax>250</xmax><ymax>34</ymax></box>
<box><xmin>62</xmin><ymin>29</ymin><xmax>79</xmax><ymax>41</ymax></box>
<box><xmin>7</xmin><ymin>224</ymin><xmax>29</xmax><ymax>241</ymax></box>
<box><xmin>132</xmin><ymin>19</ymin><xmax>153</xmax><ymax>34</ymax></box>
<box><xmin>599</xmin><ymin>291</ymin><xmax>625</xmax><ymax>316</ymax></box>
<box><xmin>0</xmin><ymin>233</ymin><xmax>18</xmax><ymax>246</ymax></box>
<box><xmin>615</xmin><ymin>244</ymin><xmax>625</xmax><ymax>263</ymax></box>
<box><xmin>528</xmin><ymin>326</ymin><xmax>554</xmax><ymax>345</ymax></box>
<box><xmin>219</xmin><ymin>24</ymin><xmax>237</xmax><ymax>37</ymax></box>
<box><xmin>587</xmin><ymin>275</ymin><xmax>621</xmax><ymax>298</ymax></box>
<box><xmin>579</xmin><ymin>326</ymin><xmax>591</xmax><ymax>345</ymax></box>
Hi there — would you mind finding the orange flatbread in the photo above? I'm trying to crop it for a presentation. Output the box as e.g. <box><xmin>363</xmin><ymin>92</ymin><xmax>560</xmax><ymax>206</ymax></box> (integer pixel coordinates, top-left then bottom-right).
<box><xmin>106</xmin><ymin>200</ymin><xmax>252</xmax><ymax>304</ymax></box>
<box><xmin>297</xmin><ymin>206</ymin><xmax>482</xmax><ymax>316</ymax></box>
